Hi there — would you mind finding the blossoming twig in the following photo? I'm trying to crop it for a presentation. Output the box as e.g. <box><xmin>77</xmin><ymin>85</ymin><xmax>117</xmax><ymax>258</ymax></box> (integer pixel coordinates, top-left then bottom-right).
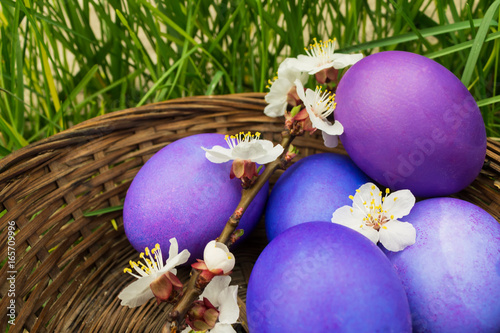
<box><xmin>167</xmin><ymin>130</ymin><xmax>296</xmax><ymax>332</ymax></box>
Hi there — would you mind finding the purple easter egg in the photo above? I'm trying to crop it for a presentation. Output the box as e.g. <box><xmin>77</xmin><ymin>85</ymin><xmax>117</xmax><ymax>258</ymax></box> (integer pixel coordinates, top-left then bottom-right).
<box><xmin>123</xmin><ymin>133</ymin><xmax>268</xmax><ymax>260</ymax></box>
<box><xmin>265</xmin><ymin>153</ymin><xmax>370</xmax><ymax>241</ymax></box>
<box><xmin>247</xmin><ymin>222</ymin><xmax>412</xmax><ymax>332</ymax></box>
<box><xmin>384</xmin><ymin>198</ymin><xmax>500</xmax><ymax>332</ymax></box>
<box><xmin>334</xmin><ymin>51</ymin><xmax>486</xmax><ymax>197</ymax></box>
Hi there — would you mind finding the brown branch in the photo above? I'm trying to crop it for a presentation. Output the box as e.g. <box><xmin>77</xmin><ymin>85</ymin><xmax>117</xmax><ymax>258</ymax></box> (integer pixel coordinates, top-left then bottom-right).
<box><xmin>167</xmin><ymin>130</ymin><xmax>296</xmax><ymax>330</ymax></box>
<box><xmin>218</xmin><ymin>131</ymin><xmax>294</xmax><ymax>244</ymax></box>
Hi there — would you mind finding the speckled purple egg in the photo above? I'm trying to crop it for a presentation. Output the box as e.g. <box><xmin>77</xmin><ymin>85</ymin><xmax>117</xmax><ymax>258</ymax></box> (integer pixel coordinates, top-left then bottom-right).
<box><xmin>334</xmin><ymin>51</ymin><xmax>486</xmax><ymax>197</ymax></box>
<box><xmin>265</xmin><ymin>153</ymin><xmax>370</xmax><ymax>241</ymax></box>
<box><xmin>384</xmin><ymin>198</ymin><xmax>500</xmax><ymax>332</ymax></box>
<box><xmin>123</xmin><ymin>133</ymin><xmax>268</xmax><ymax>260</ymax></box>
<box><xmin>247</xmin><ymin>222</ymin><xmax>412</xmax><ymax>332</ymax></box>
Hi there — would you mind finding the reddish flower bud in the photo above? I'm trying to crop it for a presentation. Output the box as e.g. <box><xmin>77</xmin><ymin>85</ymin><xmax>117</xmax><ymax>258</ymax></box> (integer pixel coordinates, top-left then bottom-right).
<box><xmin>149</xmin><ymin>271</ymin><xmax>184</xmax><ymax>305</ymax></box>
<box><xmin>326</xmin><ymin>67</ymin><xmax>339</xmax><ymax>83</ymax></box>
<box><xmin>285</xmin><ymin>107</ymin><xmax>315</xmax><ymax>136</ymax></box>
<box><xmin>286</xmin><ymin>87</ymin><xmax>301</xmax><ymax>107</ymax></box>
<box><xmin>230</xmin><ymin>159</ymin><xmax>258</xmax><ymax>180</ymax></box>
<box><xmin>186</xmin><ymin>298</ymin><xmax>220</xmax><ymax>331</ymax></box>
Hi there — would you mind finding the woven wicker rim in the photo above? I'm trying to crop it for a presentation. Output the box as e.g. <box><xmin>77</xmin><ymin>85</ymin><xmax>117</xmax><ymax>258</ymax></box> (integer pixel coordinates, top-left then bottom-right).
<box><xmin>1</xmin><ymin>93</ymin><xmax>499</xmax><ymax>332</ymax></box>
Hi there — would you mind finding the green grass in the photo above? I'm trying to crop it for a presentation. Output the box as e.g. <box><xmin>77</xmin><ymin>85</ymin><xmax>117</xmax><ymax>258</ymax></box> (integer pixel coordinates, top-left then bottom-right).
<box><xmin>0</xmin><ymin>0</ymin><xmax>499</xmax><ymax>156</ymax></box>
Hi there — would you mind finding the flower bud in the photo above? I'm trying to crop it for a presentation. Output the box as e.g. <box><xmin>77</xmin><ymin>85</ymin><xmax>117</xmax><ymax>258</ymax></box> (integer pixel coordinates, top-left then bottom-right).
<box><xmin>149</xmin><ymin>271</ymin><xmax>183</xmax><ymax>304</ymax></box>
<box><xmin>185</xmin><ymin>298</ymin><xmax>220</xmax><ymax>331</ymax></box>
<box><xmin>230</xmin><ymin>159</ymin><xmax>258</xmax><ymax>180</ymax></box>
<box><xmin>204</xmin><ymin>241</ymin><xmax>235</xmax><ymax>274</ymax></box>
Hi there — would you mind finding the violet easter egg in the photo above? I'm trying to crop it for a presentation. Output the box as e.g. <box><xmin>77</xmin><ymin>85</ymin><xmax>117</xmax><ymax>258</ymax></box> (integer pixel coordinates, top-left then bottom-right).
<box><xmin>334</xmin><ymin>51</ymin><xmax>486</xmax><ymax>197</ymax></box>
<box><xmin>384</xmin><ymin>198</ymin><xmax>500</xmax><ymax>332</ymax></box>
<box><xmin>247</xmin><ymin>222</ymin><xmax>412</xmax><ymax>332</ymax></box>
<box><xmin>265</xmin><ymin>153</ymin><xmax>370</xmax><ymax>241</ymax></box>
<box><xmin>123</xmin><ymin>133</ymin><xmax>268</xmax><ymax>260</ymax></box>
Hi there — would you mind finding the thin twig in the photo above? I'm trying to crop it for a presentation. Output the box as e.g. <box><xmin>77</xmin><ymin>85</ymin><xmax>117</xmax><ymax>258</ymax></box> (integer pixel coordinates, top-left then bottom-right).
<box><xmin>167</xmin><ymin>130</ymin><xmax>295</xmax><ymax>330</ymax></box>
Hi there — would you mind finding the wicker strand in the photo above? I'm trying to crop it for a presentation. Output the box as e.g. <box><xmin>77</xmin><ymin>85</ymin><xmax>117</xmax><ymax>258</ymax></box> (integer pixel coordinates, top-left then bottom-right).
<box><xmin>1</xmin><ymin>93</ymin><xmax>499</xmax><ymax>332</ymax></box>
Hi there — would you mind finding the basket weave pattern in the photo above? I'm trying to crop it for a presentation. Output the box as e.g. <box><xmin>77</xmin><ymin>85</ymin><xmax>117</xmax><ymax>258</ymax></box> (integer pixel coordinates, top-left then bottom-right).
<box><xmin>1</xmin><ymin>93</ymin><xmax>499</xmax><ymax>332</ymax></box>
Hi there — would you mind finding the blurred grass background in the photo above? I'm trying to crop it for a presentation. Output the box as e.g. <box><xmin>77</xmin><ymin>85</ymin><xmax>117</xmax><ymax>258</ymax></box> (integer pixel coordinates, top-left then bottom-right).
<box><xmin>0</xmin><ymin>0</ymin><xmax>499</xmax><ymax>157</ymax></box>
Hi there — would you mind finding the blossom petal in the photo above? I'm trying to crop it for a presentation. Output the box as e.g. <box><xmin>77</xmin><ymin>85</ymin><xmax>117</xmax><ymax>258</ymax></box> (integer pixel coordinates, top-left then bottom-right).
<box><xmin>331</xmin><ymin>205</ymin><xmax>360</xmax><ymax>228</ymax></box>
<box><xmin>331</xmin><ymin>53</ymin><xmax>363</xmax><ymax>69</ymax></box>
<box><xmin>163</xmin><ymin>248</ymin><xmax>191</xmax><ymax>273</ymax></box>
<box><xmin>252</xmin><ymin>144</ymin><xmax>284</xmax><ymax>164</ymax></box>
<box><xmin>118</xmin><ymin>274</ymin><xmax>155</xmax><ymax>307</ymax></box>
<box><xmin>294</xmin><ymin>79</ymin><xmax>307</xmax><ymax>102</ymax></box>
<box><xmin>217</xmin><ymin>285</ymin><xmax>239</xmax><ymax>324</ymax></box>
<box><xmin>264</xmin><ymin>61</ymin><xmax>308</xmax><ymax>118</ymax></box>
<box><xmin>200</xmin><ymin>276</ymin><xmax>232</xmax><ymax>308</ymax></box>
<box><xmin>308</xmin><ymin>115</ymin><xmax>343</xmax><ymax>135</ymax></box>
<box><xmin>332</xmin><ymin>206</ymin><xmax>380</xmax><ymax>245</ymax></box>
<box><xmin>352</xmin><ymin>182</ymin><xmax>377</xmax><ymax>214</ymax></box>
<box><xmin>202</xmin><ymin>146</ymin><xmax>233</xmax><ymax>163</ymax></box>
<box><xmin>355</xmin><ymin>182</ymin><xmax>382</xmax><ymax>209</ymax></box>
<box><xmin>211</xmin><ymin>323</ymin><xmax>237</xmax><ymax>333</ymax></box>
<box><xmin>383</xmin><ymin>190</ymin><xmax>416</xmax><ymax>219</ymax></box>
<box><xmin>204</xmin><ymin>241</ymin><xmax>235</xmax><ymax>273</ymax></box>
<box><xmin>321</xmin><ymin>131</ymin><xmax>339</xmax><ymax>148</ymax></box>
<box><xmin>378</xmin><ymin>220</ymin><xmax>416</xmax><ymax>252</ymax></box>
<box><xmin>303</xmin><ymin>87</ymin><xmax>317</xmax><ymax>106</ymax></box>
<box><xmin>359</xmin><ymin>226</ymin><xmax>380</xmax><ymax>244</ymax></box>
<box><xmin>264</xmin><ymin>102</ymin><xmax>287</xmax><ymax>118</ymax></box>
<box><xmin>294</xmin><ymin>54</ymin><xmax>318</xmax><ymax>72</ymax></box>
<box><xmin>168</xmin><ymin>238</ymin><xmax>179</xmax><ymax>259</ymax></box>
<box><xmin>307</xmin><ymin>62</ymin><xmax>334</xmax><ymax>74</ymax></box>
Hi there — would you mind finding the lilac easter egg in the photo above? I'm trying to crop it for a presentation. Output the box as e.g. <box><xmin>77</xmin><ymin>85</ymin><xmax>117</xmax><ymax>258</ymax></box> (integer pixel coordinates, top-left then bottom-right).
<box><xmin>334</xmin><ymin>51</ymin><xmax>486</xmax><ymax>197</ymax></box>
<box><xmin>123</xmin><ymin>133</ymin><xmax>268</xmax><ymax>260</ymax></box>
<box><xmin>265</xmin><ymin>153</ymin><xmax>370</xmax><ymax>241</ymax></box>
<box><xmin>384</xmin><ymin>198</ymin><xmax>500</xmax><ymax>332</ymax></box>
<box><xmin>247</xmin><ymin>222</ymin><xmax>412</xmax><ymax>332</ymax></box>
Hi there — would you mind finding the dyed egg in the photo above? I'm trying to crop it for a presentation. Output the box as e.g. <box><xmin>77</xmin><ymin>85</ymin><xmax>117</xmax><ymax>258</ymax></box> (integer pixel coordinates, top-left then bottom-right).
<box><xmin>123</xmin><ymin>133</ymin><xmax>268</xmax><ymax>260</ymax></box>
<box><xmin>334</xmin><ymin>51</ymin><xmax>486</xmax><ymax>197</ymax></box>
<box><xmin>384</xmin><ymin>198</ymin><xmax>500</xmax><ymax>332</ymax></box>
<box><xmin>247</xmin><ymin>222</ymin><xmax>412</xmax><ymax>332</ymax></box>
<box><xmin>265</xmin><ymin>153</ymin><xmax>370</xmax><ymax>241</ymax></box>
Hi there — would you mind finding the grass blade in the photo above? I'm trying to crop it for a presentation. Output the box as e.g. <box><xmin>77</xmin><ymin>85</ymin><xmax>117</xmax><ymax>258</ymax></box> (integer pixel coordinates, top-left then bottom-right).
<box><xmin>426</xmin><ymin>31</ymin><xmax>500</xmax><ymax>59</ymax></box>
<box><xmin>477</xmin><ymin>95</ymin><xmax>500</xmax><ymax>108</ymax></box>
<box><xmin>461</xmin><ymin>0</ymin><xmax>500</xmax><ymax>87</ymax></box>
<box><xmin>339</xmin><ymin>19</ymin><xmax>498</xmax><ymax>53</ymax></box>
<box><xmin>84</xmin><ymin>205</ymin><xmax>123</xmax><ymax>217</ymax></box>
<box><xmin>205</xmin><ymin>70</ymin><xmax>224</xmax><ymax>96</ymax></box>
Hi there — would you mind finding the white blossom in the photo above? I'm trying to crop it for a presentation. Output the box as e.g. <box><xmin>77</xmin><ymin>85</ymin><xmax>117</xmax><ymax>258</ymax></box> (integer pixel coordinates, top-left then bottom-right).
<box><xmin>294</xmin><ymin>80</ymin><xmax>343</xmax><ymax>148</ymax></box>
<box><xmin>264</xmin><ymin>58</ymin><xmax>309</xmax><ymax>117</ymax></box>
<box><xmin>182</xmin><ymin>276</ymin><xmax>239</xmax><ymax>333</ymax></box>
<box><xmin>118</xmin><ymin>238</ymin><xmax>190</xmax><ymax>307</ymax></box>
<box><xmin>202</xmin><ymin>132</ymin><xmax>284</xmax><ymax>165</ymax></box>
<box><xmin>331</xmin><ymin>182</ymin><xmax>417</xmax><ymax>251</ymax></box>
<box><xmin>294</xmin><ymin>38</ymin><xmax>363</xmax><ymax>74</ymax></box>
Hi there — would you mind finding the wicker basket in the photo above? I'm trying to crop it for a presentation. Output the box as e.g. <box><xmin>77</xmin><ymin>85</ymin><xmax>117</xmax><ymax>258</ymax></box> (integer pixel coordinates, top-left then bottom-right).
<box><xmin>1</xmin><ymin>93</ymin><xmax>499</xmax><ymax>332</ymax></box>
